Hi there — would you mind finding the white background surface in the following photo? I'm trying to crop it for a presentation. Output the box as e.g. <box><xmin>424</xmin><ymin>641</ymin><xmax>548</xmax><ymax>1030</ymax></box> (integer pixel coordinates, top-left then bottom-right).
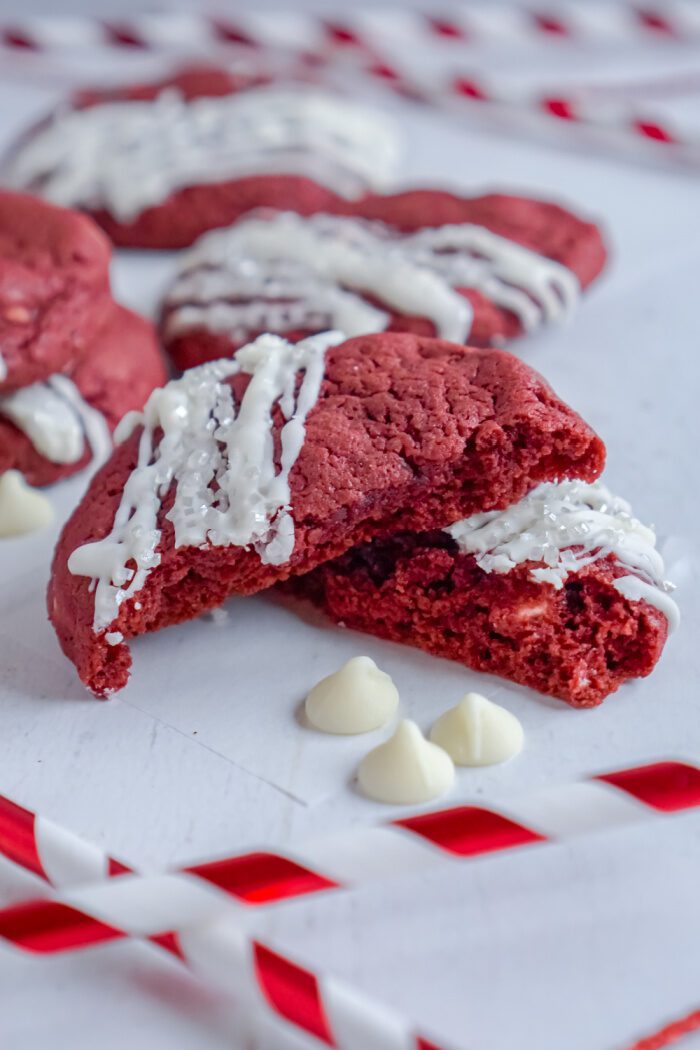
<box><xmin>1</xmin><ymin>7</ymin><xmax>700</xmax><ymax>1049</ymax></box>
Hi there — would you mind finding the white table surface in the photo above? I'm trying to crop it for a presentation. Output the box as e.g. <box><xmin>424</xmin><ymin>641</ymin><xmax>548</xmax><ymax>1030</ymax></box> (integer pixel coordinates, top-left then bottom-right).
<box><xmin>1</xmin><ymin>20</ymin><xmax>700</xmax><ymax>1050</ymax></box>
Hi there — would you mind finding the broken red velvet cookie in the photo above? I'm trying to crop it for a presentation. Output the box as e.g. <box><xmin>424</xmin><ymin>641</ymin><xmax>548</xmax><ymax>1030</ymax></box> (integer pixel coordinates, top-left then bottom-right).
<box><xmin>293</xmin><ymin>480</ymin><xmax>678</xmax><ymax>707</ymax></box>
<box><xmin>48</xmin><ymin>332</ymin><xmax>604</xmax><ymax>697</ymax></box>
<box><xmin>4</xmin><ymin>67</ymin><xmax>401</xmax><ymax>249</ymax></box>
<box><xmin>162</xmin><ymin>195</ymin><xmax>606</xmax><ymax>368</ymax></box>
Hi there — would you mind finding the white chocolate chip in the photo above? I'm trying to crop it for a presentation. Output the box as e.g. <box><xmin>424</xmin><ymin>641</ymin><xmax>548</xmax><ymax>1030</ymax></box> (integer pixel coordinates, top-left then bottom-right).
<box><xmin>305</xmin><ymin>655</ymin><xmax>399</xmax><ymax>735</ymax></box>
<box><xmin>358</xmin><ymin>719</ymin><xmax>454</xmax><ymax>804</ymax></box>
<box><xmin>2</xmin><ymin>304</ymin><xmax>32</xmax><ymax>324</ymax></box>
<box><xmin>0</xmin><ymin>470</ymin><xmax>53</xmax><ymax>538</ymax></box>
<box><xmin>430</xmin><ymin>693</ymin><xmax>524</xmax><ymax>767</ymax></box>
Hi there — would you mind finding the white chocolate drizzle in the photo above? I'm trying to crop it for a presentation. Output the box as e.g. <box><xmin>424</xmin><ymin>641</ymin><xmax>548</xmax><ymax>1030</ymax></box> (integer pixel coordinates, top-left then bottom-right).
<box><xmin>167</xmin><ymin>258</ymin><xmax>390</xmax><ymax>345</ymax></box>
<box><xmin>0</xmin><ymin>374</ymin><xmax>111</xmax><ymax>466</ymax></box>
<box><xmin>445</xmin><ymin>480</ymin><xmax>679</xmax><ymax>630</ymax></box>
<box><xmin>165</xmin><ymin>211</ymin><xmax>579</xmax><ymax>346</ymax></box>
<box><xmin>7</xmin><ymin>86</ymin><xmax>401</xmax><ymax>221</ymax></box>
<box><xmin>68</xmin><ymin>332</ymin><xmax>341</xmax><ymax>632</ymax></box>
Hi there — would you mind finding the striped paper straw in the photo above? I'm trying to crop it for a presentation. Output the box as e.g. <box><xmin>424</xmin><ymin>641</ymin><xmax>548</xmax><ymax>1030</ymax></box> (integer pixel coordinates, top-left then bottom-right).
<box><xmin>2</xmin><ymin>760</ymin><xmax>699</xmax><ymax>1046</ymax></box>
<box><xmin>4</xmin><ymin>761</ymin><xmax>700</xmax><ymax>918</ymax></box>
<box><xmin>0</xmin><ymin>792</ymin><xmax>446</xmax><ymax>1050</ymax></box>
<box><xmin>0</xmin><ymin>9</ymin><xmax>696</xmax><ymax>169</ymax></box>
<box><xmin>356</xmin><ymin>60</ymin><xmax>695</xmax><ymax>157</ymax></box>
<box><xmin>1</xmin><ymin>6</ymin><xmax>700</xmax><ymax>54</ymax></box>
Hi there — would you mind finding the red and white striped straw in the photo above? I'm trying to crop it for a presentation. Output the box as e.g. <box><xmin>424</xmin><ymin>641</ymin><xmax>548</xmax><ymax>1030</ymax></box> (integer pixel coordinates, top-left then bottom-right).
<box><xmin>1</xmin><ymin>5</ymin><xmax>700</xmax><ymax>54</ymax></box>
<box><xmin>0</xmin><ymin>792</ymin><xmax>445</xmax><ymax>1050</ymax></box>
<box><xmin>2</xmin><ymin>761</ymin><xmax>699</xmax><ymax>1046</ymax></box>
<box><xmin>0</xmin><ymin>8</ymin><xmax>696</xmax><ymax>169</ymax></box>
<box><xmin>350</xmin><ymin>58</ymin><xmax>696</xmax><ymax>162</ymax></box>
<box><xmin>4</xmin><ymin>761</ymin><xmax>700</xmax><ymax>914</ymax></box>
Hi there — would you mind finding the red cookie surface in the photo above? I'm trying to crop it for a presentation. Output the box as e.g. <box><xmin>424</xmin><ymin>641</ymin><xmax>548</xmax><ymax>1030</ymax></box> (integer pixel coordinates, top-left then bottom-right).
<box><xmin>97</xmin><ymin>176</ymin><xmax>341</xmax><ymax>251</ymax></box>
<box><xmin>163</xmin><ymin>191</ymin><xmax>607</xmax><ymax>371</ymax></box>
<box><xmin>48</xmin><ymin>332</ymin><xmax>605</xmax><ymax>697</ymax></box>
<box><xmin>0</xmin><ymin>190</ymin><xmax>112</xmax><ymax>392</ymax></box>
<box><xmin>293</xmin><ymin>532</ymin><xmax>669</xmax><ymax>707</ymax></box>
<box><xmin>0</xmin><ymin>303</ymin><xmax>166</xmax><ymax>486</ymax></box>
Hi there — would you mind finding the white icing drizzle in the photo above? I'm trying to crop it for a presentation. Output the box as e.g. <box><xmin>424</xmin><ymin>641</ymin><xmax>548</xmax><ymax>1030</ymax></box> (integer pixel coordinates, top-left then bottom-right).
<box><xmin>165</xmin><ymin>212</ymin><xmax>579</xmax><ymax>346</ymax></box>
<box><xmin>7</xmin><ymin>86</ymin><xmax>401</xmax><ymax>221</ymax></box>
<box><xmin>0</xmin><ymin>374</ymin><xmax>111</xmax><ymax>466</ymax></box>
<box><xmin>402</xmin><ymin>223</ymin><xmax>579</xmax><ymax>331</ymax></box>
<box><xmin>445</xmin><ymin>480</ymin><xmax>679</xmax><ymax>630</ymax></box>
<box><xmin>166</xmin><ymin>258</ymin><xmax>390</xmax><ymax>346</ymax></box>
<box><xmin>68</xmin><ymin>331</ymin><xmax>341</xmax><ymax>633</ymax></box>
<box><xmin>613</xmin><ymin>575</ymin><xmax>680</xmax><ymax>631</ymax></box>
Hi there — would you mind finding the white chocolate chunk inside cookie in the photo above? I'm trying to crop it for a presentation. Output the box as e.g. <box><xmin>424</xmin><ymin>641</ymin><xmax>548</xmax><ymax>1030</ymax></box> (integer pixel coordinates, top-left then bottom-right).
<box><xmin>358</xmin><ymin>719</ymin><xmax>454</xmax><ymax>804</ymax></box>
<box><xmin>430</xmin><ymin>693</ymin><xmax>523</xmax><ymax>767</ymax></box>
<box><xmin>305</xmin><ymin>655</ymin><xmax>399</xmax><ymax>734</ymax></box>
<box><xmin>0</xmin><ymin>470</ymin><xmax>53</xmax><ymax>538</ymax></box>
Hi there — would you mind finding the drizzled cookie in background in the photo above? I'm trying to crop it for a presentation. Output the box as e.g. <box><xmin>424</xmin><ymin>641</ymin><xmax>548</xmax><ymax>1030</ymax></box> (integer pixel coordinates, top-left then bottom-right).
<box><xmin>3</xmin><ymin>66</ymin><xmax>403</xmax><ymax>249</ymax></box>
<box><xmin>161</xmin><ymin>197</ymin><xmax>606</xmax><ymax>368</ymax></box>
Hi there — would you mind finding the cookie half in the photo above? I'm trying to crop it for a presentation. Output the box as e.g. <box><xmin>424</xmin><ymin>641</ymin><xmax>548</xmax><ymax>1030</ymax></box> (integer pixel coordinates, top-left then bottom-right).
<box><xmin>294</xmin><ymin>480</ymin><xmax>677</xmax><ymax>706</ymax></box>
<box><xmin>48</xmin><ymin>331</ymin><xmax>604</xmax><ymax>697</ymax></box>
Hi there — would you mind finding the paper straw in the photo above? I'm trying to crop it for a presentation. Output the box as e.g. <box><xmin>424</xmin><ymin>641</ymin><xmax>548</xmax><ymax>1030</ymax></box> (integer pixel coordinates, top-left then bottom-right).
<box><xmin>2</xmin><ymin>760</ymin><xmax>699</xmax><ymax>1045</ymax></box>
<box><xmin>2</xmin><ymin>6</ymin><xmax>700</xmax><ymax>54</ymax></box>
<box><xmin>0</xmin><ymin>792</ymin><xmax>445</xmax><ymax>1050</ymax></box>
<box><xmin>2</xmin><ymin>760</ymin><xmax>698</xmax><ymax>1046</ymax></box>
<box><xmin>352</xmin><ymin>59</ymin><xmax>697</xmax><ymax>161</ymax></box>
<box><xmin>1</xmin><ymin>8</ymin><xmax>697</xmax><ymax>171</ymax></box>
<box><xmin>624</xmin><ymin>1007</ymin><xmax>700</xmax><ymax>1050</ymax></box>
<box><xmin>0</xmin><ymin>6</ymin><xmax>697</xmax><ymax>170</ymax></box>
<box><xmin>3</xmin><ymin>760</ymin><xmax>700</xmax><ymax>918</ymax></box>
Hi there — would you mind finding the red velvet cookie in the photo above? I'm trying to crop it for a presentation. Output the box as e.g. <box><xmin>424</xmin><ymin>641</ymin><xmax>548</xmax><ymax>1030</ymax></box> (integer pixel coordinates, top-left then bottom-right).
<box><xmin>0</xmin><ymin>190</ymin><xmax>111</xmax><ymax>392</ymax></box>
<box><xmin>293</xmin><ymin>480</ymin><xmax>677</xmax><ymax>707</ymax></box>
<box><xmin>0</xmin><ymin>303</ymin><xmax>166</xmax><ymax>487</ymax></box>
<box><xmin>5</xmin><ymin>67</ymin><xmax>401</xmax><ymax>250</ymax></box>
<box><xmin>162</xmin><ymin>195</ymin><xmax>606</xmax><ymax>370</ymax></box>
<box><xmin>48</xmin><ymin>332</ymin><xmax>604</xmax><ymax>697</ymax></box>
